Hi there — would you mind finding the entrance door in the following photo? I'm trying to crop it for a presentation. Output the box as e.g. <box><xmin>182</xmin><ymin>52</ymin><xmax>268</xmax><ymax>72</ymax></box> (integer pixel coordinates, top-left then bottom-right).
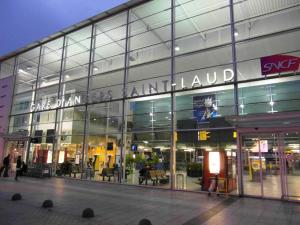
<box><xmin>283</xmin><ymin>132</ymin><xmax>300</xmax><ymax>201</ymax></box>
<box><xmin>241</xmin><ymin>133</ymin><xmax>282</xmax><ymax>198</ymax></box>
<box><xmin>240</xmin><ymin>131</ymin><xmax>300</xmax><ymax>200</ymax></box>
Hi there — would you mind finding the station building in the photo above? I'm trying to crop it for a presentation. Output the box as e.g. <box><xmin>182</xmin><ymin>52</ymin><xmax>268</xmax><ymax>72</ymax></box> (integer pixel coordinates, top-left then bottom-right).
<box><xmin>0</xmin><ymin>0</ymin><xmax>300</xmax><ymax>201</ymax></box>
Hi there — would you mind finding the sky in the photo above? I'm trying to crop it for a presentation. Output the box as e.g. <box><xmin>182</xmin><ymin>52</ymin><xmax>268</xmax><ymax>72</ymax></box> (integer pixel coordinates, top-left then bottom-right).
<box><xmin>0</xmin><ymin>0</ymin><xmax>128</xmax><ymax>57</ymax></box>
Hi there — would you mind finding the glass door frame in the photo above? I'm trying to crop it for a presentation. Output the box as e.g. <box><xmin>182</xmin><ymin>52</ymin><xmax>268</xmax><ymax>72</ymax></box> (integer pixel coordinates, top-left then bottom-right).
<box><xmin>237</xmin><ymin>127</ymin><xmax>300</xmax><ymax>201</ymax></box>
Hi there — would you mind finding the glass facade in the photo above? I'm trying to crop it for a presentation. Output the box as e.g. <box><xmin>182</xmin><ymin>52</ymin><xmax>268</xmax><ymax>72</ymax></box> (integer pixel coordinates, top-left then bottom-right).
<box><xmin>1</xmin><ymin>0</ymin><xmax>300</xmax><ymax>199</ymax></box>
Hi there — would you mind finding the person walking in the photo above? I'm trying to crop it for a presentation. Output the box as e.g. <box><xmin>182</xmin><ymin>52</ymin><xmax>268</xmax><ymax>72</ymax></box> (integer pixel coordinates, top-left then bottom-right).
<box><xmin>1</xmin><ymin>154</ymin><xmax>10</xmax><ymax>177</ymax></box>
<box><xmin>15</xmin><ymin>156</ymin><xmax>22</xmax><ymax>181</ymax></box>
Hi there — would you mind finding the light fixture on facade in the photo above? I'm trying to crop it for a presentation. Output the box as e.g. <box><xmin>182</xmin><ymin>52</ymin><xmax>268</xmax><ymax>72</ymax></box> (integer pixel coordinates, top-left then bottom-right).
<box><xmin>234</xmin><ymin>29</ymin><xmax>239</xmax><ymax>37</ymax></box>
<box><xmin>175</xmin><ymin>45</ymin><xmax>180</xmax><ymax>51</ymax></box>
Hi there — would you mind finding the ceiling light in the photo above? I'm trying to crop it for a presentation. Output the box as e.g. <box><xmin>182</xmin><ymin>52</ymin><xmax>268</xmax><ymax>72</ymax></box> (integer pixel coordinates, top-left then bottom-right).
<box><xmin>234</xmin><ymin>29</ymin><xmax>239</xmax><ymax>37</ymax></box>
<box><xmin>65</xmin><ymin>75</ymin><xmax>70</xmax><ymax>79</ymax></box>
<box><xmin>26</xmin><ymin>66</ymin><xmax>32</xmax><ymax>70</ymax></box>
<box><xmin>18</xmin><ymin>69</ymin><xmax>29</xmax><ymax>75</ymax></box>
<box><xmin>175</xmin><ymin>45</ymin><xmax>180</xmax><ymax>51</ymax></box>
<box><xmin>93</xmin><ymin>66</ymin><xmax>99</xmax><ymax>71</ymax></box>
<box><xmin>93</xmin><ymin>118</ymin><xmax>97</xmax><ymax>121</ymax></box>
<box><xmin>143</xmin><ymin>140</ymin><xmax>149</xmax><ymax>144</ymax></box>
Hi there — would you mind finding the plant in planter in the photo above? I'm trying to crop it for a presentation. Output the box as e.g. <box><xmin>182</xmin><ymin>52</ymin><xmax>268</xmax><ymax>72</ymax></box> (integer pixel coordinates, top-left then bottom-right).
<box><xmin>134</xmin><ymin>154</ymin><xmax>146</xmax><ymax>170</ymax></box>
<box><xmin>187</xmin><ymin>163</ymin><xmax>202</xmax><ymax>177</ymax></box>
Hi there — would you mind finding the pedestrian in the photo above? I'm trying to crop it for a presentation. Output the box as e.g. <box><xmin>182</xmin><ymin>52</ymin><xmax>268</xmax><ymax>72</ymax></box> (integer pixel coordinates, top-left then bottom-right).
<box><xmin>21</xmin><ymin>161</ymin><xmax>28</xmax><ymax>176</ymax></box>
<box><xmin>1</xmin><ymin>154</ymin><xmax>10</xmax><ymax>177</ymax></box>
<box><xmin>15</xmin><ymin>156</ymin><xmax>22</xmax><ymax>181</ymax></box>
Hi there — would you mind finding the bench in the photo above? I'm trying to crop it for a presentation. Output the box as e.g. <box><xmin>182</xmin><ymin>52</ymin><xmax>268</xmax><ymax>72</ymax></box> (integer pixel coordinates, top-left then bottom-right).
<box><xmin>139</xmin><ymin>170</ymin><xmax>169</xmax><ymax>186</ymax></box>
<box><xmin>27</xmin><ymin>167</ymin><xmax>51</xmax><ymax>178</ymax></box>
<box><xmin>100</xmin><ymin>168</ymin><xmax>114</xmax><ymax>181</ymax></box>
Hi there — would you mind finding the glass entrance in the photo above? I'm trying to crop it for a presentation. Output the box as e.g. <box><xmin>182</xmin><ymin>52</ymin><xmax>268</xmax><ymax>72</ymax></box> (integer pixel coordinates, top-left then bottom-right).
<box><xmin>283</xmin><ymin>132</ymin><xmax>300</xmax><ymax>201</ymax></box>
<box><xmin>240</xmin><ymin>131</ymin><xmax>300</xmax><ymax>200</ymax></box>
<box><xmin>241</xmin><ymin>133</ymin><xmax>282</xmax><ymax>198</ymax></box>
<box><xmin>5</xmin><ymin>140</ymin><xmax>27</xmax><ymax>172</ymax></box>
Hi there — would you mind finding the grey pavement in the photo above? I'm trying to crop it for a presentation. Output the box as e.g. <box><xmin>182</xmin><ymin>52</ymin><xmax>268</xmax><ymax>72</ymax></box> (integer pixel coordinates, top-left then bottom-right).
<box><xmin>0</xmin><ymin>177</ymin><xmax>299</xmax><ymax>225</ymax></box>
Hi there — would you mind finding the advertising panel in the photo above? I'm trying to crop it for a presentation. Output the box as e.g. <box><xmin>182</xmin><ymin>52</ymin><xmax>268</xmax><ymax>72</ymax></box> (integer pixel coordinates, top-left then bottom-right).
<box><xmin>193</xmin><ymin>95</ymin><xmax>218</xmax><ymax>123</ymax></box>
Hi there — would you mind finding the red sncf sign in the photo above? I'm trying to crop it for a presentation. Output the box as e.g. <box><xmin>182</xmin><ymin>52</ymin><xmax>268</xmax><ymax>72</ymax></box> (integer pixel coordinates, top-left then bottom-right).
<box><xmin>260</xmin><ymin>54</ymin><xmax>300</xmax><ymax>75</ymax></box>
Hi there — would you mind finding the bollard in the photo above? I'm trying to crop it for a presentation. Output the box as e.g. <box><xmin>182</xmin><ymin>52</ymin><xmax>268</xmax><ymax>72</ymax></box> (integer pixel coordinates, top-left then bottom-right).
<box><xmin>138</xmin><ymin>218</ymin><xmax>152</xmax><ymax>225</ymax></box>
<box><xmin>82</xmin><ymin>208</ymin><xmax>94</xmax><ymax>218</ymax></box>
<box><xmin>11</xmin><ymin>193</ymin><xmax>22</xmax><ymax>201</ymax></box>
<box><xmin>42</xmin><ymin>200</ymin><xmax>54</xmax><ymax>208</ymax></box>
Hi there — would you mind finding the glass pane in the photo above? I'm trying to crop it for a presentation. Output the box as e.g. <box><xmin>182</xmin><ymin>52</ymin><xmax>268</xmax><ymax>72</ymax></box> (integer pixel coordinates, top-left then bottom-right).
<box><xmin>0</xmin><ymin>57</ymin><xmax>15</xmax><ymax>78</ymax></box>
<box><xmin>175</xmin><ymin>0</ymin><xmax>231</xmax><ymax>54</ymax></box>
<box><xmin>284</xmin><ymin>132</ymin><xmax>300</xmax><ymax>201</ymax></box>
<box><xmin>234</xmin><ymin>0</ymin><xmax>300</xmax><ymax>41</ymax></box>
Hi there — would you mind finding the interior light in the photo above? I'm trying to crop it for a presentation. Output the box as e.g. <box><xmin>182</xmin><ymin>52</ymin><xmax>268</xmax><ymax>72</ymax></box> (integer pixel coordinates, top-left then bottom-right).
<box><xmin>65</xmin><ymin>75</ymin><xmax>70</xmax><ymax>79</ymax></box>
<box><xmin>175</xmin><ymin>45</ymin><xmax>180</xmax><ymax>51</ymax></box>
<box><xmin>269</xmin><ymin>101</ymin><xmax>275</xmax><ymax>106</ymax></box>
<box><xmin>240</xmin><ymin>104</ymin><xmax>244</xmax><ymax>109</ymax></box>
<box><xmin>18</xmin><ymin>69</ymin><xmax>30</xmax><ymax>75</ymax></box>
<box><xmin>26</xmin><ymin>66</ymin><xmax>32</xmax><ymax>70</ymax></box>
<box><xmin>93</xmin><ymin>118</ymin><xmax>97</xmax><ymax>121</ymax></box>
<box><xmin>149</xmin><ymin>112</ymin><xmax>153</xmax><ymax>116</ymax></box>
<box><xmin>93</xmin><ymin>66</ymin><xmax>99</xmax><ymax>71</ymax></box>
<box><xmin>143</xmin><ymin>140</ymin><xmax>149</xmax><ymax>144</ymax></box>
<box><xmin>234</xmin><ymin>29</ymin><xmax>239</xmax><ymax>37</ymax></box>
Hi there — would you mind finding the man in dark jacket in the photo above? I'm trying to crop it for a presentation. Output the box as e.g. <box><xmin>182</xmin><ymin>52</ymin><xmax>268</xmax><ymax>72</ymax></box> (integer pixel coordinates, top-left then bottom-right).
<box><xmin>15</xmin><ymin>156</ymin><xmax>22</xmax><ymax>181</ymax></box>
<box><xmin>0</xmin><ymin>154</ymin><xmax>10</xmax><ymax>177</ymax></box>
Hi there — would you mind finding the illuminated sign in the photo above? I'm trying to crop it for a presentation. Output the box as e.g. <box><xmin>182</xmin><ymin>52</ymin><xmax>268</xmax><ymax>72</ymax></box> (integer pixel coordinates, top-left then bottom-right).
<box><xmin>209</xmin><ymin>151</ymin><xmax>220</xmax><ymax>174</ymax></box>
<box><xmin>31</xmin><ymin>96</ymin><xmax>81</xmax><ymax>112</ymax></box>
<box><xmin>260</xmin><ymin>54</ymin><xmax>300</xmax><ymax>75</ymax></box>
<box><xmin>251</xmin><ymin>140</ymin><xmax>268</xmax><ymax>153</ymax></box>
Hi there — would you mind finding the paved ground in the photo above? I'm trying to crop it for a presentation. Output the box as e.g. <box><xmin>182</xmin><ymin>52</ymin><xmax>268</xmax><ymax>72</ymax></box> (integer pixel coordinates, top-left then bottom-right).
<box><xmin>0</xmin><ymin>177</ymin><xmax>299</xmax><ymax>225</ymax></box>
